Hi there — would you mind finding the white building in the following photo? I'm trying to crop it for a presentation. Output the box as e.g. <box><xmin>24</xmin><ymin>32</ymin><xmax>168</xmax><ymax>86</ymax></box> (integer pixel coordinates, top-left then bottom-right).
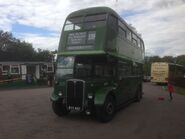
<box><xmin>0</xmin><ymin>61</ymin><xmax>54</xmax><ymax>81</ymax></box>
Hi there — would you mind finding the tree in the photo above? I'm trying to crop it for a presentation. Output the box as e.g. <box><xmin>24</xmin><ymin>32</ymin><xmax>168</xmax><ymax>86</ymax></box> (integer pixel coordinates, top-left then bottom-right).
<box><xmin>35</xmin><ymin>48</ymin><xmax>53</xmax><ymax>62</ymax></box>
<box><xmin>161</xmin><ymin>56</ymin><xmax>174</xmax><ymax>63</ymax></box>
<box><xmin>0</xmin><ymin>30</ymin><xmax>53</xmax><ymax>62</ymax></box>
<box><xmin>143</xmin><ymin>56</ymin><xmax>162</xmax><ymax>76</ymax></box>
<box><xmin>176</xmin><ymin>55</ymin><xmax>185</xmax><ymax>67</ymax></box>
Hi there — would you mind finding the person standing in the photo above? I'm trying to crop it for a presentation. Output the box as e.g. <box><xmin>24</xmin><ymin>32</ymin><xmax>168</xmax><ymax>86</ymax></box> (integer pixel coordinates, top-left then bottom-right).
<box><xmin>7</xmin><ymin>69</ymin><xmax>12</xmax><ymax>83</ymax></box>
<box><xmin>168</xmin><ymin>82</ymin><xmax>175</xmax><ymax>101</ymax></box>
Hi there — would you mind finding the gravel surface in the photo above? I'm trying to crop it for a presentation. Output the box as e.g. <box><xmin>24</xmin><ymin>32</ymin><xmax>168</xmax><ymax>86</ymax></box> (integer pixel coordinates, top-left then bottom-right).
<box><xmin>0</xmin><ymin>83</ymin><xmax>185</xmax><ymax>139</ymax></box>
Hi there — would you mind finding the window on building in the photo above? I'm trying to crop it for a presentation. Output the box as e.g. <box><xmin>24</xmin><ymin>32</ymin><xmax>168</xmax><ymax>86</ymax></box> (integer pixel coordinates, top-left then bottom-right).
<box><xmin>41</xmin><ymin>65</ymin><xmax>47</xmax><ymax>72</ymax></box>
<box><xmin>11</xmin><ymin>65</ymin><xmax>20</xmax><ymax>74</ymax></box>
<box><xmin>2</xmin><ymin>65</ymin><xmax>10</xmax><ymax>72</ymax></box>
<box><xmin>0</xmin><ymin>64</ymin><xmax>2</xmax><ymax>72</ymax></box>
<box><xmin>47</xmin><ymin>64</ymin><xmax>53</xmax><ymax>72</ymax></box>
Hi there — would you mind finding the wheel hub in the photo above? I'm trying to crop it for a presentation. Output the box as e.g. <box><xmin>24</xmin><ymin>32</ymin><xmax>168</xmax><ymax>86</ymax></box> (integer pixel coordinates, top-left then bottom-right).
<box><xmin>106</xmin><ymin>103</ymin><xmax>114</xmax><ymax>114</ymax></box>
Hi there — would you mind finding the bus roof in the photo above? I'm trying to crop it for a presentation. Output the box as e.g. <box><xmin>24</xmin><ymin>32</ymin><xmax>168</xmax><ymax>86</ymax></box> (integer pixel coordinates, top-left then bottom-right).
<box><xmin>67</xmin><ymin>7</ymin><xmax>118</xmax><ymax>18</ymax></box>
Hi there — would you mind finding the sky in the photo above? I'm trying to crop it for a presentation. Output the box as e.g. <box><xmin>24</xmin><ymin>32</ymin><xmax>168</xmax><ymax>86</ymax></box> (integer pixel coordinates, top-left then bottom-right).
<box><xmin>0</xmin><ymin>0</ymin><xmax>185</xmax><ymax>56</ymax></box>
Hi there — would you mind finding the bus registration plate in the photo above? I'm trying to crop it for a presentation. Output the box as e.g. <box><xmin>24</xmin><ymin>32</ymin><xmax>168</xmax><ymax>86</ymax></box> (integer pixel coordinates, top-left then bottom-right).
<box><xmin>68</xmin><ymin>106</ymin><xmax>81</xmax><ymax>111</ymax></box>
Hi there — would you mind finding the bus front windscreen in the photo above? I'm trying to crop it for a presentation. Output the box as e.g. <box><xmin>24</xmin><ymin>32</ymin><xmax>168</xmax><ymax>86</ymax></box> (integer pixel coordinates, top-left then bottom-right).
<box><xmin>56</xmin><ymin>56</ymin><xmax>74</xmax><ymax>78</ymax></box>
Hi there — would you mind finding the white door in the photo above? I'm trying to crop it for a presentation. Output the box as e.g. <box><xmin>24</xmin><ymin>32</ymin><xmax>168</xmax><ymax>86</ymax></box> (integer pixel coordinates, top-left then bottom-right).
<box><xmin>21</xmin><ymin>65</ymin><xmax>27</xmax><ymax>80</ymax></box>
<box><xmin>36</xmin><ymin>65</ymin><xmax>40</xmax><ymax>79</ymax></box>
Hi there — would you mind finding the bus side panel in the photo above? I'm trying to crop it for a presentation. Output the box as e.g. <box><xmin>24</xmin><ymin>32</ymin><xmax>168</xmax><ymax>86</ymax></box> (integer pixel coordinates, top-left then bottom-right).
<box><xmin>94</xmin><ymin>86</ymin><xmax>116</xmax><ymax>105</ymax></box>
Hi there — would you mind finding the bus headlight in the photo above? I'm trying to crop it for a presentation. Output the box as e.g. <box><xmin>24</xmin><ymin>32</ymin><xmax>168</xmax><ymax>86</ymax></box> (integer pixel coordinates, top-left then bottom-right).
<box><xmin>88</xmin><ymin>94</ymin><xmax>93</xmax><ymax>99</ymax></box>
<box><xmin>55</xmin><ymin>80</ymin><xmax>59</xmax><ymax>85</ymax></box>
<box><xmin>58</xmin><ymin>91</ymin><xmax>63</xmax><ymax>96</ymax></box>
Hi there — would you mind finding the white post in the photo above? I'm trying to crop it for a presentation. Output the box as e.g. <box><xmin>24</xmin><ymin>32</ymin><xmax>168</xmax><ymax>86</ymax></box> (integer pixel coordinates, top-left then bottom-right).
<box><xmin>21</xmin><ymin>65</ymin><xmax>27</xmax><ymax>80</ymax></box>
<box><xmin>36</xmin><ymin>65</ymin><xmax>40</xmax><ymax>79</ymax></box>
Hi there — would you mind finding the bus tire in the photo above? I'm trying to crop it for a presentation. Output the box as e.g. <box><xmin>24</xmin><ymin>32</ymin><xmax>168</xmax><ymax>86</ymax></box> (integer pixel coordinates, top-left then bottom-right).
<box><xmin>95</xmin><ymin>95</ymin><xmax>116</xmax><ymax>123</ymax></box>
<box><xmin>52</xmin><ymin>101</ymin><xmax>69</xmax><ymax>116</ymax></box>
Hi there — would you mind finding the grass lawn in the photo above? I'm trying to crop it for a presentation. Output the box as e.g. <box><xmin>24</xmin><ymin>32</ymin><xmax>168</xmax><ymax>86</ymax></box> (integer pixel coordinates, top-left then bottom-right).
<box><xmin>152</xmin><ymin>84</ymin><xmax>185</xmax><ymax>96</ymax></box>
<box><xmin>175</xmin><ymin>86</ymin><xmax>185</xmax><ymax>95</ymax></box>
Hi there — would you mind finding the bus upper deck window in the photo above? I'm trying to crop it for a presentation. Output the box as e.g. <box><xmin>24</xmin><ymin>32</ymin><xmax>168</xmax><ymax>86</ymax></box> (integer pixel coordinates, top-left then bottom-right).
<box><xmin>132</xmin><ymin>39</ymin><xmax>137</xmax><ymax>46</ymax></box>
<box><xmin>141</xmin><ymin>42</ymin><xmax>144</xmax><ymax>51</ymax></box>
<box><xmin>118</xmin><ymin>27</ymin><xmax>126</xmax><ymax>39</ymax></box>
<box><xmin>64</xmin><ymin>17</ymin><xmax>83</xmax><ymax>31</ymax></box>
<box><xmin>108</xmin><ymin>15</ymin><xmax>117</xmax><ymax>30</ymax></box>
<box><xmin>84</xmin><ymin>14</ymin><xmax>106</xmax><ymax>29</ymax></box>
<box><xmin>132</xmin><ymin>33</ymin><xmax>138</xmax><ymax>46</ymax></box>
<box><xmin>84</xmin><ymin>14</ymin><xmax>106</xmax><ymax>22</ymax></box>
<box><xmin>74</xmin><ymin>24</ymin><xmax>82</xmax><ymax>30</ymax></box>
<box><xmin>137</xmin><ymin>38</ymin><xmax>141</xmax><ymax>48</ymax></box>
<box><xmin>127</xmin><ymin>29</ymin><xmax>132</xmax><ymax>41</ymax></box>
<box><xmin>66</xmin><ymin>17</ymin><xmax>83</xmax><ymax>24</ymax></box>
<box><xmin>84</xmin><ymin>21</ymin><xmax>105</xmax><ymax>29</ymax></box>
<box><xmin>64</xmin><ymin>24</ymin><xmax>73</xmax><ymax>31</ymax></box>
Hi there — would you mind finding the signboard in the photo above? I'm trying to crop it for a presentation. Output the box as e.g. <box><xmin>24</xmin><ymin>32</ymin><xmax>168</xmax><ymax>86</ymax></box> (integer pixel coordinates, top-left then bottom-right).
<box><xmin>67</xmin><ymin>32</ymin><xmax>86</xmax><ymax>45</ymax></box>
<box><xmin>67</xmin><ymin>31</ymin><xmax>96</xmax><ymax>50</ymax></box>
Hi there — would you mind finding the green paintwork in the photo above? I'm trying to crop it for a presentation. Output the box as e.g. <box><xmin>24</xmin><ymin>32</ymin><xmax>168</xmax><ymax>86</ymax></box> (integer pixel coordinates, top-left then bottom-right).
<box><xmin>58</xmin><ymin>50</ymin><xmax>105</xmax><ymax>56</ymax></box>
<box><xmin>58</xmin><ymin>27</ymin><xmax>107</xmax><ymax>56</ymax></box>
<box><xmin>94</xmin><ymin>86</ymin><xmax>116</xmax><ymax>105</ymax></box>
<box><xmin>51</xmin><ymin>7</ymin><xmax>145</xmax><ymax>113</ymax></box>
<box><xmin>57</xmin><ymin>7</ymin><xmax>144</xmax><ymax>64</ymax></box>
<box><xmin>50</xmin><ymin>90</ymin><xmax>59</xmax><ymax>101</ymax></box>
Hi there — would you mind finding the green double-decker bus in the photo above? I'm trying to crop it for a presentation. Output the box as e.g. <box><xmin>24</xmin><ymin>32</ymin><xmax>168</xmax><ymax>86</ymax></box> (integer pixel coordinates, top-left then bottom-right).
<box><xmin>50</xmin><ymin>7</ymin><xmax>145</xmax><ymax>122</ymax></box>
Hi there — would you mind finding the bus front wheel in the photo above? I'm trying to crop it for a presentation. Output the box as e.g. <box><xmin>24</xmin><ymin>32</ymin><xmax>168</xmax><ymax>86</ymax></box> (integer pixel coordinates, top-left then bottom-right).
<box><xmin>95</xmin><ymin>95</ymin><xmax>116</xmax><ymax>123</ymax></box>
<box><xmin>52</xmin><ymin>101</ymin><xmax>69</xmax><ymax>116</ymax></box>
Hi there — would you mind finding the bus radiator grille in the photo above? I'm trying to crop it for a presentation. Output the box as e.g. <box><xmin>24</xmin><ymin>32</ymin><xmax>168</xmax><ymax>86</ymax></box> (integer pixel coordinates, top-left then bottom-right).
<box><xmin>66</xmin><ymin>80</ymin><xmax>84</xmax><ymax>109</ymax></box>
